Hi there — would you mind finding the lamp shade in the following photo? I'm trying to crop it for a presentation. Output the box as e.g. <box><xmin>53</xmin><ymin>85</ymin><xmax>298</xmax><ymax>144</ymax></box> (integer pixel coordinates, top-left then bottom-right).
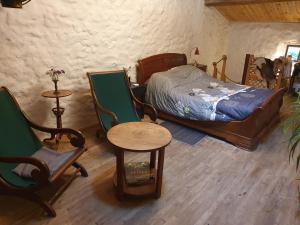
<box><xmin>1</xmin><ymin>0</ymin><xmax>22</xmax><ymax>7</ymax></box>
<box><xmin>1</xmin><ymin>0</ymin><xmax>31</xmax><ymax>8</ymax></box>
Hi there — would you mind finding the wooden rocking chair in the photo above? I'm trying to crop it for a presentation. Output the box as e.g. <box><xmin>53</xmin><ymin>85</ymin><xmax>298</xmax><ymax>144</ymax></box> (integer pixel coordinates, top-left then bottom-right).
<box><xmin>0</xmin><ymin>87</ymin><xmax>88</xmax><ymax>217</ymax></box>
<box><xmin>87</xmin><ymin>70</ymin><xmax>157</xmax><ymax>137</ymax></box>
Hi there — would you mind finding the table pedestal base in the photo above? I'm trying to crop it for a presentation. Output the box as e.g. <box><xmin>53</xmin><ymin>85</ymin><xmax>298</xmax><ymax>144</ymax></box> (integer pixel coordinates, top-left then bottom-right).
<box><xmin>113</xmin><ymin>169</ymin><xmax>157</xmax><ymax>199</ymax></box>
<box><xmin>114</xmin><ymin>150</ymin><xmax>165</xmax><ymax>200</ymax></box>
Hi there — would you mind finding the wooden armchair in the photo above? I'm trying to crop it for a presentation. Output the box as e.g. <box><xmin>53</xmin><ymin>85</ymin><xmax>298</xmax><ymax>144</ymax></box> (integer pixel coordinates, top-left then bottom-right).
<box><xmin>87</xmin><ymin>70</ymin><xmax>157</xmax><ymax>136</ymax></box>
<box><xmin>0</xmin><ymin>87</ymin><xmax>88</xmax><ymax>217</ymax></box>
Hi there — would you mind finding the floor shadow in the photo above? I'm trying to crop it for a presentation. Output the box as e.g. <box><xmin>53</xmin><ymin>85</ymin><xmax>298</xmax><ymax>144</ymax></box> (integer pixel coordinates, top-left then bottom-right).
<box><xmin>0</xmin><ymin>174</ymin><xmax>78</xmax><ymax>222</ymax></box>
<box><xmin>91</xmin><ymin>168</ymin><xmax>156</xmax><ymax>209</ymax></box>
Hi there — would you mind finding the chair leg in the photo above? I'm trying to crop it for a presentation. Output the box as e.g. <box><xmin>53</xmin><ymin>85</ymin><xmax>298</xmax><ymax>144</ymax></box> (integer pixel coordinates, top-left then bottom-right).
<box><xmin>72</xmin><ymin>162</ymin><xmax>88</xmax><ymax>177</ymax></box>
<box><xmin>1</xmin><ymin>191</ymin><xmax>56</xmax><ymax>217</ymax></box>
<box><xmin>96</xmin><ymin>129</ymin><xmax>101</xmax><ymax>138</ymax></box>
<box><xmin>25</xmin><ymin>193</ymin><xmax>56</xmax><ymax>217</ymax></box>
<box><xmin>96</xmin><ymin>129</ymin><xmax>106</xmax><ymax>140</ymax></box>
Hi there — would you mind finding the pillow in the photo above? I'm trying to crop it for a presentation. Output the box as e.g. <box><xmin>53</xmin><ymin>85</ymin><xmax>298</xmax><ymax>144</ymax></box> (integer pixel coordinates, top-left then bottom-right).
<box><xmin>13</xmin><ymin>146</ymin><xmax>77</xmax><ymax>178</ymax></box>
<box><xmin>168</xmin><ymin>65</ymin><xmax>196</xmax><ymax>72</ymax></box>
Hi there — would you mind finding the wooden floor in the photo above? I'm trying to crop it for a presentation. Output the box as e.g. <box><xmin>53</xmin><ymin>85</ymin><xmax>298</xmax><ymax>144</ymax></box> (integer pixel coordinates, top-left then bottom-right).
<box><xmin>1</xmin><ymin>98</ymin><xmax>299</xmax><ymax>225</ymax></box>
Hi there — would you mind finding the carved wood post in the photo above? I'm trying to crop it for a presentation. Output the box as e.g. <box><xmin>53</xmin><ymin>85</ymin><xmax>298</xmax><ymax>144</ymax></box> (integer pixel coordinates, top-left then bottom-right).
<box><xmin>242</xmin><ymin>54</ymin><xmax>251</xmax><ymax>85</ymax></box>
<box><xmin>275</xmin><ymin>69</ymin><xmax>283</xmax><ymax>91</ymax></box>
<box><xmin>213</xmin><ymin>62</ymin><xmax>218</xmax><ymax>79</ymax></box>
<box><xmin>221</xmin><ymin>55</ymin><xmax>227</xmax><ymax>82</ymax></box>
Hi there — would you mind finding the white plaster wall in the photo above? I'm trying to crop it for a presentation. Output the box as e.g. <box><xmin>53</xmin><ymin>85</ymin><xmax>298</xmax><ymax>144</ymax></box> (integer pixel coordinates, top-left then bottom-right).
<box><xmin>189</xmin><ymin>2</ymin><xmax>230</xmax><ymax>71</ymax></box>
<box><xmin>0</xmin><ymin>0</ymin><xmax>229</xmax><ymax>129</ymax></box>
<box><xmin>226</xmin><ymin>22</ymin><xmax>300</xmax><ymax>82</ymax></box>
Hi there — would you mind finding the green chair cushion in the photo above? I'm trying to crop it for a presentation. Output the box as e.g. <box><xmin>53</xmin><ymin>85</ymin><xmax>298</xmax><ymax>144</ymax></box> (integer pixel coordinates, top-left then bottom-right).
<box><xmin>90</xmin><ymin>72</ymin><xmax>140</xmax><ymax>130</ymax></box>
<box><xmin>0</xmin><ymin>89</ymin><xmax>42</xmax><ymax>188</ymax></box>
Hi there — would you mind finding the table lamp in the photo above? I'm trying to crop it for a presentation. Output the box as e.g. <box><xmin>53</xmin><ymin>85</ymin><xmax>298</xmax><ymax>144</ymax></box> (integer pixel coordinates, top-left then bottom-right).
<box><xmin>190</xmin><ymin>47</ymin><xmax>200</xmax><ymax>65</ymax></box>
<box><xmin>1</xmin><ymin>0</ymin><xmax>31</xmax><ymax>8</ymax></box>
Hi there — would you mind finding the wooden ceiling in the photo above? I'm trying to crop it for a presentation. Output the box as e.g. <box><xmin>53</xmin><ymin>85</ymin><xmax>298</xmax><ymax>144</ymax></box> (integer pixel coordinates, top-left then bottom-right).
<box><xmin>205</xmin><ymin>0</ymin><xmax>300</xmax><ymax>22</ymax></box>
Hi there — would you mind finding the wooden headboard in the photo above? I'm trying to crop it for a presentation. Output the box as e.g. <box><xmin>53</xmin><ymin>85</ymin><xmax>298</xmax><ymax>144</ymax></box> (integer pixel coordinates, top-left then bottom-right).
<box><xmin>136</xmin><ymin>53</ymin><xmax>187</xmax><ymax>85</ymax></box>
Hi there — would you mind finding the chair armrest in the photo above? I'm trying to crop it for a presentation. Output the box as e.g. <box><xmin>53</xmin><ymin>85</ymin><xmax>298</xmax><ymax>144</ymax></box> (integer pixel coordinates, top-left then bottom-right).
<box><xmin>24</xmin><ymin>115</ymin><xmax>85</xmax><ymax>148</ymax></box>
<box><xmin>94</xmin><ymin>100</ymin><xmax>119</xmax><ymax>127</ymax></box>
<box><xmin>133</xmin><ymin>97</ymin><xmax>157</xmax><ymax>122</ymax></box>
<box><xmin>0</xmin><ymin>156</ymin><xmax>50</xmax><ymax>186</ymax></box>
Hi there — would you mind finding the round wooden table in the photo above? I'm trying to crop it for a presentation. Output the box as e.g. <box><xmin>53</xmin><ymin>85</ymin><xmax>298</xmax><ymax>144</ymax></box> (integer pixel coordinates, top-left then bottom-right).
<box><xmin>107</xmin><ymin>122</ymin><xmax>172</xmax><ymax>200</ymax></box>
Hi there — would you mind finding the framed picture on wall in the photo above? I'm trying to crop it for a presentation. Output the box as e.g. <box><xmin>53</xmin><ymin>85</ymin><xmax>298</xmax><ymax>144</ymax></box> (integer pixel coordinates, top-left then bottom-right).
<box><xmin>285</xmin><ymin>45</ymin><xmax>300</xmax><ymax>61</ymax></box>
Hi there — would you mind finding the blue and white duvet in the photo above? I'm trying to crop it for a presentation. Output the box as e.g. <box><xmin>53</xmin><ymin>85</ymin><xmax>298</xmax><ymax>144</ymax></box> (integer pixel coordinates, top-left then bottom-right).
<box><xmin>145</xmin><ymin>65</ymin><xmax>273</xmax><ymax>122</ymax></box>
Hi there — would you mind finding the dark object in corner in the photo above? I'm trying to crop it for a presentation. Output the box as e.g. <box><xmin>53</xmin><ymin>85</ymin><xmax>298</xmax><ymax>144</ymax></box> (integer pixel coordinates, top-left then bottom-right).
<box><xmin>288</xmin><ymin>62</ymin><xmax>300</xmax><ymax>95</ymax></box>
<box><xmin>131</xmin><ymin>84</ymin><xmax>147</xmax><ymax>103</ymax></box>
<box><xmin>292</xmin><ymin>62</ymin><xmax>300</xmax><ymax>77</ymax></box>
<box><xmin>1</xmin><ymin>0</ymin><xmax>31</xmax><ymax>8</ymax></box>
<box><xmin>131</xmin><ymin>84</ymin><xmax>147</xmax><ymax>117</ymax></box>
<box><xmin>255</xmin><ymin>58</ymin><xmax>277</xmax><ymax>88</ymax></box>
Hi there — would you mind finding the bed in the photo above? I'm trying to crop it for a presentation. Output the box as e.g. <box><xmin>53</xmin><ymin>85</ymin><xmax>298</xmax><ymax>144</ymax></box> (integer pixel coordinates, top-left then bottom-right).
<box><xmin>136</xmin><ymin>53</ymin><xmax>285</xmax><ymax>151</ymax></box>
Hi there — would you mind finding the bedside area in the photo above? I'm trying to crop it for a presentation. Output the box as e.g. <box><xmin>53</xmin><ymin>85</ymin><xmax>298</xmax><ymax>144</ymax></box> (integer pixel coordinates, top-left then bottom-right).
<box><xmin>192</xmin><ymin>63</ymin><xmax>207</xmax><ymax>72</ymax></box>
<box><xmin>131</xmin><ymin>83</ymin><xmax>147</xmax><ymax>103</ymax></box>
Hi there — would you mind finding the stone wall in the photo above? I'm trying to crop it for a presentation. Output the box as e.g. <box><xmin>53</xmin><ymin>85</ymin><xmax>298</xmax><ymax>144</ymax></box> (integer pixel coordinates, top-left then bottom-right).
<box><xmin>0</xmin><ymin>0</ymin><xmax>228</xmax><ymax>129</ymax></box>
<box><xmin>226</xmin><ymin>22</ymin><xmax>300</xmax><ymax>82</ymax></box>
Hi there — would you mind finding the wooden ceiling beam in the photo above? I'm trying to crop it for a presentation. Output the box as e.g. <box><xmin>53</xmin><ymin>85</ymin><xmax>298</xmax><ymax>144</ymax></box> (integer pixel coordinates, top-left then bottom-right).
<box><xmin>205</xmin><ymin>0</ymin><xmax>300</xmax><ymax>6</ymax></box>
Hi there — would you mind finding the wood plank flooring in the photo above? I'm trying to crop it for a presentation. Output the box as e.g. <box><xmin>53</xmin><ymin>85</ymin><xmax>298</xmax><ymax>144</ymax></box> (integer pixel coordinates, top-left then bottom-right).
<box><xmin>0</xmin><ymin>99</ymin><xmax>299</xmax><ymax>225</ymax></box>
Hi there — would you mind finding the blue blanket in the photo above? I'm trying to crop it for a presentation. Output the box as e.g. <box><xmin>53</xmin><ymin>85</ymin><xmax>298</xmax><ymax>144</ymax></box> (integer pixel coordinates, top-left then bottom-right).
<box><xmin>145</xmin><ymin>65</ymin><xmax>273</xmax><ymax>122</ymax></box>
<box><xmin>215</xmin><ymin>87</ymin><xmax>273</xmax><ymax>121</ymax></box>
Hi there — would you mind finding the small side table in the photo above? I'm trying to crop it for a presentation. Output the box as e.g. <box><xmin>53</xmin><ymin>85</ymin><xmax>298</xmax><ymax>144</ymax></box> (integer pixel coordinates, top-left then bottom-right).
<box><xmin>107</xmin><ymin>122</ymin><xmax>172</xmax><ymax>200</ymax></box>
<box><xmin>42</xmin><ymin>90</ymin><xmax>72</xmax><ymax>140</ymax></box>
<box><xmin>189</xmin><ymin>63</ymin><xmax>207</xmax><ymax>72</ymax></box>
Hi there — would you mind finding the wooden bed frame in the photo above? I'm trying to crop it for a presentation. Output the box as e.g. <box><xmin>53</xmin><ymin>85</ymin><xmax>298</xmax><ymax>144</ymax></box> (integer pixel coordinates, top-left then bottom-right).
<box><xmin>136</xmin><ymin>53</ymin><xmax>285</xmax><ymax>151</ymax></box>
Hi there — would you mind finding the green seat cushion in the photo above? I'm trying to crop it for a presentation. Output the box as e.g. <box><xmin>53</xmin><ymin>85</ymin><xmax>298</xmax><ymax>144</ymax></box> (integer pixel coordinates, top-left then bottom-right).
<box><xmin>90</xmin><ymin>72</ymin><xmax>140</xmax><ymax>130</ymax></box>
<box><xmin>0</xmin><ymin>90</ymin><xmax>42</xmax><ymax>188</ymax></box>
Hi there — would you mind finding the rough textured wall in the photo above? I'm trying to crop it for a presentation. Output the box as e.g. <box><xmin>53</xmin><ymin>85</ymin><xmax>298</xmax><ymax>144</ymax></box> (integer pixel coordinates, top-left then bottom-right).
<box><xmin>226</xmin><ymin>23</ymin><xmax>300</xmax><ymax>82</ymax></box>
<box><xmin>0</xmin><ymin>0</ymin><xmax>228</xmax><ymax>129</ymax></box>
<box><xmin>195</xmin><ymin>5</ymin><xmax>230</xmax><ymax>69</ymax></box>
